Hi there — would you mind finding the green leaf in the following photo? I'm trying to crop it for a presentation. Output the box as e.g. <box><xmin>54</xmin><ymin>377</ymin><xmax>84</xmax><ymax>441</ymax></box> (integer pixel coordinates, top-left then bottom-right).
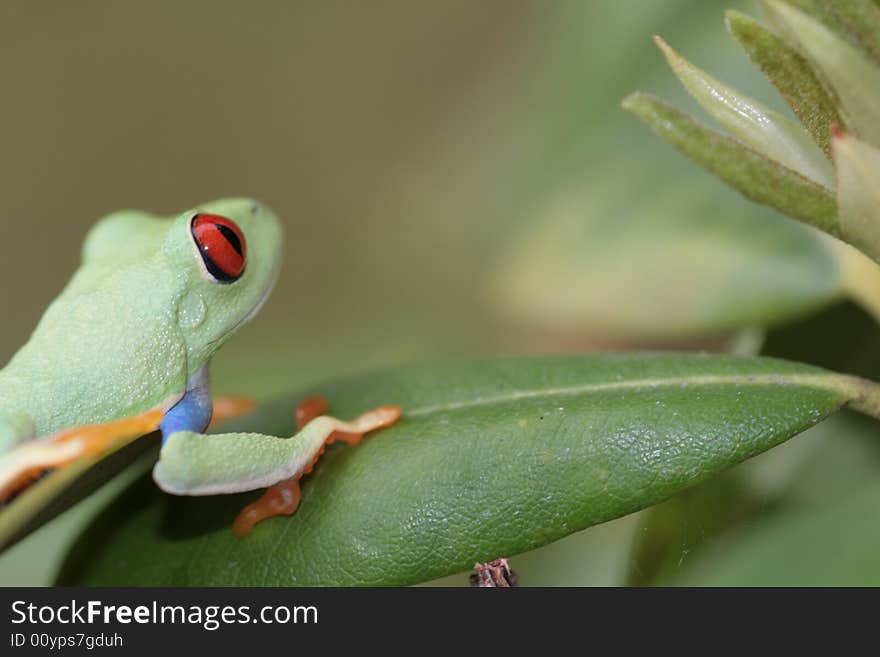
<box><xmin>764</xmin><ymin>0</ymin><xmax>880</xmax><ymax>148</ymax></box>
<box><xmin>622</xmin><ymin>92</ymin><xmax>838</xmax><ymax>235</ymax></box>
<box><xmin>764</xmin><ymin>0</ymin><xmax>829</xmax><ymax>24</ymax></box>
<box><xmin>630</xmin><ymin>409</ymin><xmax>880</xmax><ymax>586</ymax></box>
<box><xmin>725</xmin><ymin>9</ymin><xmax>843</xmax><ymax>156</ymax></box>
<box><xmin>669</xmin><ymin>477</ymin><xmax>880</xmax><ymax>585</ymax></box>
<box><xmin>655</xmin><ymin>36</ymin><xmax>833</xmax><ymax>187</ymax></box>
<box><xmin>817</xmin><ymin>0</ymin><xmax>880</xmax><ymax>63</ymax></box>
<box><xmin>764</xmin><ymin>300</ymin><xmax>880</xmax><ymax>380</ymax></box>
<box><xmin>0</xmin><ymin>429</ymin><xmax>159</xmax><ymax>553</ymax></box>
<box><xmin>490</xmin><ymin>184</ymin><xmax>844</xmax><ymax>340</ymax></box>
<box><xmin>833</xmin><ymin>130</ymin><xmax>880</xmax><ymax>264</ymax></box>
<box><xmin>56</xmin><ymin>354</ymin><xmax>880</xmax><ymax>586</ymax></box>
<box><xmin>626</xmin><ymin>471</ymin><xmax>758</xmax><ymax>586</ymax></box>
<box><xmin>766</xmin><ymin>0</ymin><xmax>880</xmax><ymax>65</ymax></box>
<box><xmin>505</xmin><ymin>515</ymin><xmax>641</xmax><ymax>586</ymax></box>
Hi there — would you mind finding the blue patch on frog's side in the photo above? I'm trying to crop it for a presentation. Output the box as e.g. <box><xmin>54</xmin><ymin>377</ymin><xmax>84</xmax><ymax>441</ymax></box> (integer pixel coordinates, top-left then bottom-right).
<box><xmin>160</xmin><ymin>365</ymin><xmax>212</xmax><ymax>443</ymax></box>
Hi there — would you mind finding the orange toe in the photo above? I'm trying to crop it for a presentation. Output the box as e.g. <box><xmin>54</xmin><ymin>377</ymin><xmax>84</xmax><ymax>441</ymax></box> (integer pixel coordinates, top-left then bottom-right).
<box><xmin>295</xmin><ymin>396</ymin><xmax>329</xmax><ymax>430</ymax></box>
<box><xmin>232</xmin><ymin>478</ymin><xmax>302</xmax><ymax>537</ymax></box>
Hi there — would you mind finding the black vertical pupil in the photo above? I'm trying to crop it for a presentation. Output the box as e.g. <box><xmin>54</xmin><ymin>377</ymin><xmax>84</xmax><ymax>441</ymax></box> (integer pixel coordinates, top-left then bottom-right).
<box><xmin>214</xmin><ymin>223</ymin><xmax>243</xmax><ymax>256</ymax></box>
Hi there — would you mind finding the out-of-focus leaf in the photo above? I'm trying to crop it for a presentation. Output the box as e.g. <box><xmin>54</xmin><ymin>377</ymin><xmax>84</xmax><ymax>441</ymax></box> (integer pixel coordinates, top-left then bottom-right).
<box><xmin>833</xmin><ymin>130</ymin><xmax>880</xmax><ymax>263</ymax></box>
<box><xmin>0</xmin><ymin>430</ymin><xmax>159</xmax><ymax>553</ymax></box>
<box><xmin>763</xmin><ymin>301</ymin><xmax>880</xmax><ymax>381</ymax></box>
<box><xmin>765</xmin><ymin>0</ymin><xmax>832</xmax><ymax>25</ymax></box>
<box><xmin>766</xmin><ymin>0</ymin><xmax>880</xmax><ymax>65</ymax></box>
<box><xmin>655</xmin><ymin>36</ymin><xmax>833</xmax><ymax>187</ymax></box>
<box><xmin>725</xmin><ymin>9</ymin><xmax>843</xmax><ymax>156</ymax></box>
<box><xmin>622</xmin><ymin>92</ymin><xmax>838</xmax><ymax>235</ymax></box>
<box><xmin>647</xmin><ymin>409</ymin><xmax>880</xmax><ymax>585</ymax></box>
<box><xmin>508</xmin><ymin>516</ymin><xmax>642</xmax><ymax>586</ymax></box>
<box><xmin>669</xmin><ymin>477</ymin><xmax>880</xmax><ymax>585</ymax></box>
<box><xmin>764</xmin><ymin>0</ymin><xmax>880</xmax><ymax>148</ymax></box>
<box><xmin>774</xmin><ymin>410</ymin><xmax>880</xmax><ymax>506</ymax></box>
<box><xmin>838</xmin><ymin>235</ymin><xmax>880</xmax><ymax>325</ymax></box>
<box><xmin>491</xmin><ymin>184</ymin><xmax>843</xmax><ymax>339</ymax></box>
<box><xmin>817</xmin><ymin>0</ymin><xmax>880</xmax><ymax>63</ymax></box>
<box><xmin>627</xmin><ymin>410</ymin><xmax>880</xmax><ymax>587</ymax></box>
<box><xmin>56</xmin><ymin>354</ymin><xmax>880</xmax><ymax>586</ymax></box>
<box><xmin>626</xmin><ymin>471</ymin><xmax>758</xmax><ymax>586</ymax></box>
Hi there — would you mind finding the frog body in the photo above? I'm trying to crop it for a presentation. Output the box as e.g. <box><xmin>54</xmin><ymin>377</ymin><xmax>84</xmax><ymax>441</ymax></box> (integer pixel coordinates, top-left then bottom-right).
<box><xmin>0</xmin><ymin>198</ymin><xmax>280</xmax><ymax>450</ymax></box>
<box><xmin>0</xmin><ymin>197</ymin><xmax>400</xmax><ymax>541</ymax></box>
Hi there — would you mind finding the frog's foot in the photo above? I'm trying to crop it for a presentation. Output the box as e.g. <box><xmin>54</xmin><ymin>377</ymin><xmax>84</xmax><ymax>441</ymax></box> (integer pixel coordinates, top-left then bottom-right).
<box><xmin>232</xmin><ymin>477</ymin><xmax>303</xmax><ymax>537</ymax></box>
<box><xmin>231</xmin><ymin>397</ymin><xmax>401</xmax><ymax>537</ymax></box>
<box><xmin>295</xmin><ymin>396</ymin><xmax>329</xmax><ymax>429</ymax></box>
<box><xmin>210</xmin><ymin>396</ymin><xmax>257</xmax><ymax>427</ymax></box>
<box><xmin>0</xmin><ymin>409</ymin><xmax>164</xmax><ymax>503</ymax></box>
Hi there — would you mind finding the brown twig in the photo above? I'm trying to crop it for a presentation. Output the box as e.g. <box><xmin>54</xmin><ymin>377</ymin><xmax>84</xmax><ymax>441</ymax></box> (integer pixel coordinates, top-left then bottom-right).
<box><xmin>469</xmin><ymin>558</ymin><xmax>518</xmax><ymax>587</ymax></box>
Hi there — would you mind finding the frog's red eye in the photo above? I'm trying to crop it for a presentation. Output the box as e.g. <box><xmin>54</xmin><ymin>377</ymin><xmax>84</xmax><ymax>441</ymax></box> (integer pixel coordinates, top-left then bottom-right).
<box><xmin>191</xmin><ymin>213</ymin><xmax>247</xmax><ymax>283</ymax></box>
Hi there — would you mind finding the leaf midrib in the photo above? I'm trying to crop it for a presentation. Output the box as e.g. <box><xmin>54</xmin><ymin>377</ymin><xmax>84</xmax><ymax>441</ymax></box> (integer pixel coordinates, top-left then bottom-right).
<box><xmin>405</xmin><ymin>373</ymin><xmax>865</xmax><ymax>417</ymax></box>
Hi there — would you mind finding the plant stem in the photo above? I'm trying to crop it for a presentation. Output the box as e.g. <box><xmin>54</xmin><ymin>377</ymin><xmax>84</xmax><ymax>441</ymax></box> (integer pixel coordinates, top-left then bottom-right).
<box><xmin>832</xmin><ymin>374</ymin><xmax>880</xmax><ymax>420</ymax></box>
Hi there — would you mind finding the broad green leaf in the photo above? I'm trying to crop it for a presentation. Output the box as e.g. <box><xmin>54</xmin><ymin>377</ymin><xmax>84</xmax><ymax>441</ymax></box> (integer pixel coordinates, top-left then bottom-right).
<box><xmin>725</xmin><ymin>9</ymin><xmax>843</xmax><ymax>156</ymax></box>
<box><xmin>655</xmin><ymin>36</ymin><xmax>833</xmax><ymax>187</ymax></box>
<box><xmin>833</xmin><ymin>130</ymin><xmax>880</xmax><ymax>264</ymax></box>
<box><xmin>491</xmin><ymin>184</ymin><xmax>843</xmax><ymax>339</ymax></box>
<box><xmin>764</xmin><ymin>0</ymin><xmax>880</xmax><ymax>148</ymax></box>
<box><xmin>622</xmin><ymin>92</ymin><xmax>839</xmax><ymax>235</ymax></box>
<box><xmin>56</xmin><ymin>354</ymin><xmax>880</xmax><ymax>586</ymax></box>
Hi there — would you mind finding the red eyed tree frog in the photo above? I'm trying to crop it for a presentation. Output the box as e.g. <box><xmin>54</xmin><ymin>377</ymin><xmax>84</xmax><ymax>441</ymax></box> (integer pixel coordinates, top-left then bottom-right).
<box><xmin>0</xmin><ymin>198</ymin><xmax>401</xmax><ymax>536</ymax></box>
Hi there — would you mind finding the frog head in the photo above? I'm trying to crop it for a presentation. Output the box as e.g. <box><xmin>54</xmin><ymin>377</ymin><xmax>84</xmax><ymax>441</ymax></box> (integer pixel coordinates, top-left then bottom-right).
<box><xmin>79</xmin><ymin>196</ymin><xmax>283</xmax><ymax>378</ymax></box>
<box><xmin>164</xmin><ymin>197</ymin><xmax>283</xmax><ymax>369</ymax></box>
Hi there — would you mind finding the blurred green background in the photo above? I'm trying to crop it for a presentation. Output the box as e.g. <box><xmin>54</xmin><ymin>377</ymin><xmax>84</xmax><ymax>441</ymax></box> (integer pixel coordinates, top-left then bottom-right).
<box><xmin>3</xmin><ymin>0</ymin><xmax>879</xmax><ymax>586</ymax></box>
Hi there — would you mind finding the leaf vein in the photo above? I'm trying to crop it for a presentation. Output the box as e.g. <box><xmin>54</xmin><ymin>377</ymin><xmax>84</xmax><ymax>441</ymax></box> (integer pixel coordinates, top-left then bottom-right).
<box><xmin>405</xmin><ymin>373</ymin><xmax>857</xmax><ymax>417</ymax></box>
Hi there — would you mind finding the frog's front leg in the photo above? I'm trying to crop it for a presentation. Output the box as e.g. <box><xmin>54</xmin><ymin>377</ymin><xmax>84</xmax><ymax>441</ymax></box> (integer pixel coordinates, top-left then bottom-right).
<box><xmin>232</xmin><ymin>396</ymin><xmax>384</xmax><ymax>536</ymax></box>
<box><xmin>152</xmin><ymin>399</ymin><xmax>402</xmax><ymax>536</ymax></box>
<box><xmin>0</xmin><ymin>408</ymin><xmax>165</xmax><ymax>502</ymax></box>
<box><xmin>0</xmin><ymin>366</ymin><xmax>254</xmax><ymax>503</ymax></box>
